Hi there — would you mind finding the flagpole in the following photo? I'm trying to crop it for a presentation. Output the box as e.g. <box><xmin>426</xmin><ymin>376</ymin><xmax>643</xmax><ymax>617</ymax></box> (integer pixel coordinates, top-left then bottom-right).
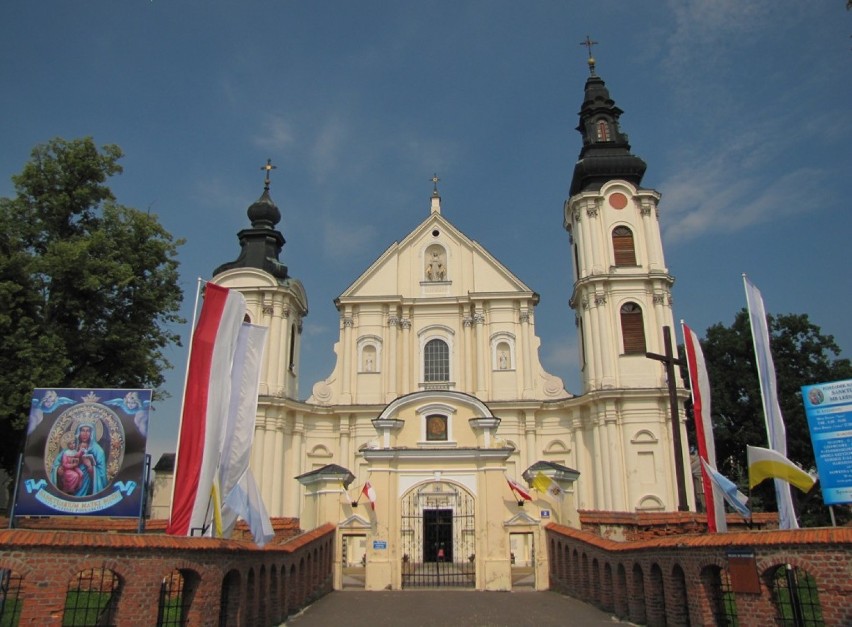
<box><xmin>747</xmin><ymin>482</ymin><xmax>753</xmax><ymax>529</ymax></box>
<box><xmin>167</xmin><ymin>277</ymin><xmax>206</xmax><ymax>527</ymax></box>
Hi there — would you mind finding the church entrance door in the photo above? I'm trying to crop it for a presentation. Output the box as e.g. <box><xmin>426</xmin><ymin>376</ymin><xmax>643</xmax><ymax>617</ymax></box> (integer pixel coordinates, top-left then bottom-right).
<box><xmin>423</xmin><ymin>508</ymin><xmax>453</xmax><ymax>563</ymax></box>
<box><xmin>401</xmin><ymin>481</ymin><xmax>475</xmax><ymax>588</ymax></box>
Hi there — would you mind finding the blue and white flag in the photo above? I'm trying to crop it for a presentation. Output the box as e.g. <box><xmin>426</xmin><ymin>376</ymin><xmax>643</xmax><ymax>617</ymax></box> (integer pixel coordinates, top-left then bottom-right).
<box><xmin>701</xmin><ymin>458</ymin><xmax>751</xmax><ymax>519</ymax></box>
<box><xmin>222</xmin><ymin>469</ymin><xmax>275</xmax><ymax>546</ymax></box>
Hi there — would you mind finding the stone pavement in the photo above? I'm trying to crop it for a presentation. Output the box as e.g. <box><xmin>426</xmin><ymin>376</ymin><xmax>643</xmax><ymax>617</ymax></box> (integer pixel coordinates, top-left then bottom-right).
<box><xmin>282</xmin><ymin>590</ymin><xmax>632</xmax><ymax>626</ymax></box>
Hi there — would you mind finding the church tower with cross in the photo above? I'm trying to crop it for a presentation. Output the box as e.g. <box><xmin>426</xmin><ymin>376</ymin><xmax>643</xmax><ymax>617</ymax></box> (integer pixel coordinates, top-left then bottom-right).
<box><xmin>565</xmin><ymin>46</ymin><xmax>676</xmax><ymax>393</ymax></box>
<box><xmin>212</xmin><ymin>161</ymin><xmax>308</xmax><ymax>409</ymax></box>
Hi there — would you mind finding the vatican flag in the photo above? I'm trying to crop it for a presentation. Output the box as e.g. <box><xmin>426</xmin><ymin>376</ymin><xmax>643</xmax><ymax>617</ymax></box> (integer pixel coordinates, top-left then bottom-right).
<box><xmin>747</xmin><ymin>445</ymin><xmax>816</xmax><ymax>493</ymax></box>
<box><xmin>531</xmin><ymin>472</ymin><xmax>565</xmax><ymax>500</ymax></box>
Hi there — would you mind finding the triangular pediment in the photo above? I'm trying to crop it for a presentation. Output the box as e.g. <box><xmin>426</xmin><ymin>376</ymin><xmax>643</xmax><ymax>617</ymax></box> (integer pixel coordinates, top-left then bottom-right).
<box><xmin>338</xmin><ymin>211</ymin><xmax>536</xmax><ymax>301</ymax></box>
<box><xmin>503</xmin><ymin>511</ymin><xmax>540</xmax><ymax>527</ymax></box>
<box><xmin>339</xmin><ymin>514</ymin><xmax>372</xmax><ymax>529</ymax></box>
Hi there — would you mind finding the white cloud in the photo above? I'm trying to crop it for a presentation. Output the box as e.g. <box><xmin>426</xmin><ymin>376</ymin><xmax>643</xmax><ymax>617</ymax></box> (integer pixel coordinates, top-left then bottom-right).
<box><xmin>660</xmin><ymin>162</ymin><xmax>821</xmax><ymax>243</ymax></box>
<box><xmin>543</xmin><ymin>335</ymin><xmax>578</xmax><ymax>372</ymax></box>
<box><xmin>663</xmin><ymin>0</ymin><xmax>773</xmax><ymax>75</ymax></box>
<box><xmin>253</xmin><ymin>114</ymin><xmax>295</xmax><ymax>152</ymax></box>
<box><xmin>194</xmin><ymin>176</ymin><xmax>252</xmax><ymax>212</ymax></box>
<box><xmin>309</xmin><ymin>116</ymin><xmax>350</xmax><ymax>183</ymax></box>
<box><xmin>322</xmin><ymin>218</ymin><xmax>378</xmax><ymax>261</ymax></box>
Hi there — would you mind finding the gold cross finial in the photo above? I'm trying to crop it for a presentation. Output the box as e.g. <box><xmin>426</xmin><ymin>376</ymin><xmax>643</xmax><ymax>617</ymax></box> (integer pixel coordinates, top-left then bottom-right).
<box><xmin>580</xmin><ymin>36</ymin><xmax>598</xmax><ymax>76</ymax></box>
<box><xmin>261</xmin><ymin>158</ymin><xmax>277</xmax><ymax>190</ymax></box>
<box><xmin>431</xmin><ymin>173</ymin><xmax>440</xmax><ymax>196</ymax></box>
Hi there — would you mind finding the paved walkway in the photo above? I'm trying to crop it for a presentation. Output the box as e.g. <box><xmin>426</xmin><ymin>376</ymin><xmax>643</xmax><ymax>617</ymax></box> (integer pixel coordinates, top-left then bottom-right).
<box><xmin>283</xmin><ymin>590</ymin><xmax>632</xmax><ymax>626</ymax></box>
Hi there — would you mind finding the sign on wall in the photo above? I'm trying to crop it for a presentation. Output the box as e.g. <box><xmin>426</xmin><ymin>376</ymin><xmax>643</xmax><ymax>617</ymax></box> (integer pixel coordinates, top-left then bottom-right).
<box><xmin>801</xmin><ymin>379</ymin><xmax>852</xmax><ymax>505</ymax></box>
<box><xmin>15</xmin><ymin>388</ymin><xmax>151</xmax><ymax>518</ymax></box>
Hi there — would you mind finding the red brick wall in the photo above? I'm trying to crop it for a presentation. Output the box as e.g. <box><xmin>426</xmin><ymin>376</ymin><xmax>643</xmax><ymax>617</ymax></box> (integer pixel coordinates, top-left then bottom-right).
<box><xmin>547</xmin><ymin>521</ymin><xmax>852</xmax><ymax>627</ymax></box>
<box><xmin>0</xmin><ymin>520</ymin><xmax>334</xmax><ymax>626</ymax></box>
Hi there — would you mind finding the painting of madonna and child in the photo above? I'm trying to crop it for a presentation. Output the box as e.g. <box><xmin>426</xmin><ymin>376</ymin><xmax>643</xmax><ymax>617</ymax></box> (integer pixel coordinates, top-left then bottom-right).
<box><xmin>14</xmin><ymin>388</ymin><xmax>152</xmax><ymax>518</ymax></box>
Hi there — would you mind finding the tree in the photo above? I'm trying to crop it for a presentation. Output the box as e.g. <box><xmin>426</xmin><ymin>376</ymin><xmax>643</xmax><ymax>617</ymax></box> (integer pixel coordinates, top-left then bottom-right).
<box><xmin>0</xmin><ymin>137</ymin><xmax>184</xmax><ymax>473</ymax></box>
<box><xmin>692</xmin><ymin>310</ymin><xmax>852</xmax><ymax>526</ymax></box>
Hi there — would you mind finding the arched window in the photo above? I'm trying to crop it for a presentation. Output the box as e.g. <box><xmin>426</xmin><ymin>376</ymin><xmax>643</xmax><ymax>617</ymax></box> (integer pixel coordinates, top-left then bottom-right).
<box><xmin>620</xmin><ymin>302</ymin><xmax>646</xmax><ymax>354</ymax></box>
<box><xmin>596</xmin><ymin>119</ymin><xmax>611</xmax><ymax>141</ymax></box>
<box><xmin>424</xmin><ymin>339</ymin><xmax>449</xmax><ymax>382</ymax></box>
<box><xmin>612</xmin><ymin>226</ymin><xmax>636</xmax><ymax>266</ymax></box>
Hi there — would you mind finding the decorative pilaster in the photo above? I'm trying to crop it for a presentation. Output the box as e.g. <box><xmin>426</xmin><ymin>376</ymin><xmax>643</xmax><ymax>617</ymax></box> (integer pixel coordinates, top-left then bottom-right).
<box><xmin>387</xmin><ymin>314</ymin><xmax>399</xmax><ymax>400</ymax></box>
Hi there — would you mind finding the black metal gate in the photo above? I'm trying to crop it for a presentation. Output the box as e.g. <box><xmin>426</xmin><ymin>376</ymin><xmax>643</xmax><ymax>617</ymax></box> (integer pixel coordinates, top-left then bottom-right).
<box><xmin>401</xmin><ymin>481</ymin><xmax>475</xmax><ymax>588</ymax></box>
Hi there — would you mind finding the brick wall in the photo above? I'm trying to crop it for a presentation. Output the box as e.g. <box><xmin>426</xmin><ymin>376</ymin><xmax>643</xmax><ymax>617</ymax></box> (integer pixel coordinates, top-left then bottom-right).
<box><xmin>0</xmin><ymin>518</ymin><xmax>334</xmax><ymax>626</ymax></box>
<box><xmin>547</xmin><ymin>521</ymin><xmax>852</xmax><ymax>627</ymax></box>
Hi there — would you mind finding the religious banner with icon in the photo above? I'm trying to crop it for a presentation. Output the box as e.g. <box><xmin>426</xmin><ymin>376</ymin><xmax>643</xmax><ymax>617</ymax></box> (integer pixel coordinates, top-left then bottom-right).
<box><xmin>14</xmin><ymin>388</ymin><xmax>152</xmax><ymax>518</ymax></box>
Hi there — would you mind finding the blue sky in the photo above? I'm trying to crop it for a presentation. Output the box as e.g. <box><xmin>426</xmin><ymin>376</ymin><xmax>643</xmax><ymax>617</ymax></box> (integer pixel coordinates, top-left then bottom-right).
<box><xmin>2</xmin><ymin>2</ymin><xmax>850</xmax><ymax>465</ymax></box>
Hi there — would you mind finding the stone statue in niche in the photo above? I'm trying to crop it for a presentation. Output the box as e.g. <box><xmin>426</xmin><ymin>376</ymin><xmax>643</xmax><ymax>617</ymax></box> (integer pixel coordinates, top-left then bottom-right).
<box><xmin>425</xmin><ymin>249</ymin><xmax>446</xmax><ymax>281</ymax></box>
<box><xmin>498</xmin><ymin>351</ymin><xmax>509</xmax><ymax>370</ymax></box>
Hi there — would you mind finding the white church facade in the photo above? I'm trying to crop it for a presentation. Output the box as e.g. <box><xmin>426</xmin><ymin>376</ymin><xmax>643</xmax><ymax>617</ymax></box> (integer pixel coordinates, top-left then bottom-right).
<box><xmin>157</xmin><ymin>60</ymin><xmax>694</xmax><ymax>591</ymax></box>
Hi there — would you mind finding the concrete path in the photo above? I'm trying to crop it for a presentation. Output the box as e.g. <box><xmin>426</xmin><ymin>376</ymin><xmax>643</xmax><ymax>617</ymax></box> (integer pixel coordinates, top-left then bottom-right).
<box><xmin>283</xmin><ymin>590</ymin><xmax>632</xmax><ymax>626</ymax></box>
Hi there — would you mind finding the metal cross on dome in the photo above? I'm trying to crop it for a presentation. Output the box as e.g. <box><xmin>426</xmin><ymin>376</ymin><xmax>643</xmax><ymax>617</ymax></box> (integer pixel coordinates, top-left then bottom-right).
<box><xmin>580</xmin><ymin>35</ymin><xmax>598</xmax><ymax>58</ymax></box>
<box><xmin>580</xmin><ymin>36</ymin><xmax>599</xmax><ymax>76</ymax></box>
<box><xmin>261</xmin><ymin>158</ymin><xmax>277</xmax><ymax>190</ymax></box>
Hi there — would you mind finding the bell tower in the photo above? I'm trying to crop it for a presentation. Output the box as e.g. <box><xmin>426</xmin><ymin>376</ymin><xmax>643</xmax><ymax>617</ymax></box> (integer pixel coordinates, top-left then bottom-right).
<box><xmin>213</xmin><ymin>160</ymin><xmax>308</xmax><ymax>401</ymax></box>
<box><xmin>564</xmin><ymin>54</ymin><xmax>676</xmax><ymax>394</ymax></box>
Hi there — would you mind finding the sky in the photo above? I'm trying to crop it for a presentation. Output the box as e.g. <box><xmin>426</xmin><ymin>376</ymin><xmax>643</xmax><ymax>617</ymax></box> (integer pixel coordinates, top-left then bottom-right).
<box><xmin>1</xmin><ymin>1</ymin><xmax>850</xmax><ymax>467</ymax></box>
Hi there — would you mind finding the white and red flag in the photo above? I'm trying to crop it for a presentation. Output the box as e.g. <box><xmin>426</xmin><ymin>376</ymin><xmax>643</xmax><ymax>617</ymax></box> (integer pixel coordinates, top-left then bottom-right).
<box><xmin>362</xmin><ymin>481</ymin><xmax>377</xmax><ymax>510</ymax></box>
<box><xmin>682</xmin><ymin>321</ymin><xmax>726</xmax><ymax>532</ymax></box>
<box><xmin>506</xmin><ymin>476</ymin><xmax>532</xmax><ymax>501</ymax></box>
<box><xmin>167</xmin><ymin>283</ymin><xmax>247</xmax><ymax>537</ymax></box>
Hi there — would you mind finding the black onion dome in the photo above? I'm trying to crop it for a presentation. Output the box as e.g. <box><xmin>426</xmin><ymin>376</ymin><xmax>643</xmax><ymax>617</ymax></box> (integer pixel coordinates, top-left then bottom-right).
<box><xmin>247</xmin><ymin>188</ymin><xmax>281</xmax><ymax>228</ymax></box>
<box><xmin>213</xmin><ymin>186</ymin><xmax>289</xmax><ymax>281</ymax></box>
<box><xmin>569</xmin><ymin>69</ymin><xmax>647</xmax><ymax>196</ymax></box>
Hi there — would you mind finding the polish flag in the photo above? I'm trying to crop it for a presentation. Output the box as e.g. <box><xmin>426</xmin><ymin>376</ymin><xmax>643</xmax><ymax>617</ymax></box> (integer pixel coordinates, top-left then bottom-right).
<box><xmin>167</xmin><ymin>283</ymin><xmax>246</xmax><ymax>537</ymax></box>
<box><xmin>506</xmin><ymin>477</ymin><xmax>532</xmax><ymax>501</ymax></box>
<box><xmin>362</xmin><ymin>481</ymin><xmax>377</xmax><ymax>510</ymax></box>
<box><xmin>682</xmin><ymin>321</ymin><xmax>726</xmax><ymax>532</ymax></box>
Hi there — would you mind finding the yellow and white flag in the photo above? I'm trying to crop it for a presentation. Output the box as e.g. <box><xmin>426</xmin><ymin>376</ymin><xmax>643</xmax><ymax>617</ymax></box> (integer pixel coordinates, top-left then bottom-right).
<box><xmin>531</xmin><ymin>472</ymin><xmax>564</xmax><ymax>500</ymax></box>
<box><xmin>747</xmin><ymin>445</ymin><xmax>816</xmax><ymax>493</ymax></box>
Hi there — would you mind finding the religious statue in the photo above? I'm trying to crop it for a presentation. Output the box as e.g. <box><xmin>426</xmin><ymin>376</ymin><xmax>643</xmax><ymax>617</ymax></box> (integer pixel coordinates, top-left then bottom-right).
<box><xmin>426</xmin><ymin>250</ymin><xmax>445</xmax><ymax>281</ymax></box>
<box><xmin>498</xmin><ymin>351</ymin><xmax>509</xmax><ymax>370</ymax></box>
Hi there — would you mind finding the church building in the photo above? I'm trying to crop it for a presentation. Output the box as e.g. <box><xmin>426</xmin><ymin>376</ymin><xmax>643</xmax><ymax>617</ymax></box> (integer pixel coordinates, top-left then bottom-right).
<box><xmin>167</xmin><ymin>58</ymin><xmax>693</xmax><ymax>591</ymax></box>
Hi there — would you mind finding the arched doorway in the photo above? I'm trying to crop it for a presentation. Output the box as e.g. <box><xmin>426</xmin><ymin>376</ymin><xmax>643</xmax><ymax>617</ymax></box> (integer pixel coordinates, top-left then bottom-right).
<box><xmin>400</xmin><ymin>480</ymin><xmax>475</xmax><ymax>588</ymax></box>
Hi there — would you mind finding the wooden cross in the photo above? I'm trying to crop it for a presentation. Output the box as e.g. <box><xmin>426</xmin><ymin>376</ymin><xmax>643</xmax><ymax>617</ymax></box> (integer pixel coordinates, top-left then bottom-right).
<box><xmin>646</xmin><ymin>326</ymin><xmax>690</xmax><ymax>512</ymax></box>
<box><xmin>261</xmin><ymin>158</ymin><xmax>277</xmax><ymax>190</ymax></box>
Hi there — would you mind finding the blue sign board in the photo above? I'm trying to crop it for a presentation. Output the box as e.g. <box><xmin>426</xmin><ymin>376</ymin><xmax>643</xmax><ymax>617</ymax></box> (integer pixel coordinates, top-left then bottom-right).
<box><xmin>373</xmin><ymin>540</ymin><xmax>387</xmax><ymax>550</ymax></box>
<box><xmin>802</xmin><ymin>379</ymin><xmax>852</xmax><ymax>505</ymax></box>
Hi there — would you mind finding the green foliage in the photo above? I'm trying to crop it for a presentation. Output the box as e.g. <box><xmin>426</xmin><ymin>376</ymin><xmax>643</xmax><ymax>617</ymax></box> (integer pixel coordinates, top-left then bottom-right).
<box><xmin>0</xmin><ymin>596</ymin><xmax>21</xmax><ymax>627</ymax></box>
<box><xmin>687</xmin><ymin>309</ymin><xmax>852</xmax><ymax>527</ymax></box>
<box><xmin>63</xmin><ymin>590</ymin><xmax>114</xmax><ymax>626</ymax></box>
<box><xmin>0</xmin><ymin>138</ymin><xmax>184</xmax><ymax>473</ymax></box>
